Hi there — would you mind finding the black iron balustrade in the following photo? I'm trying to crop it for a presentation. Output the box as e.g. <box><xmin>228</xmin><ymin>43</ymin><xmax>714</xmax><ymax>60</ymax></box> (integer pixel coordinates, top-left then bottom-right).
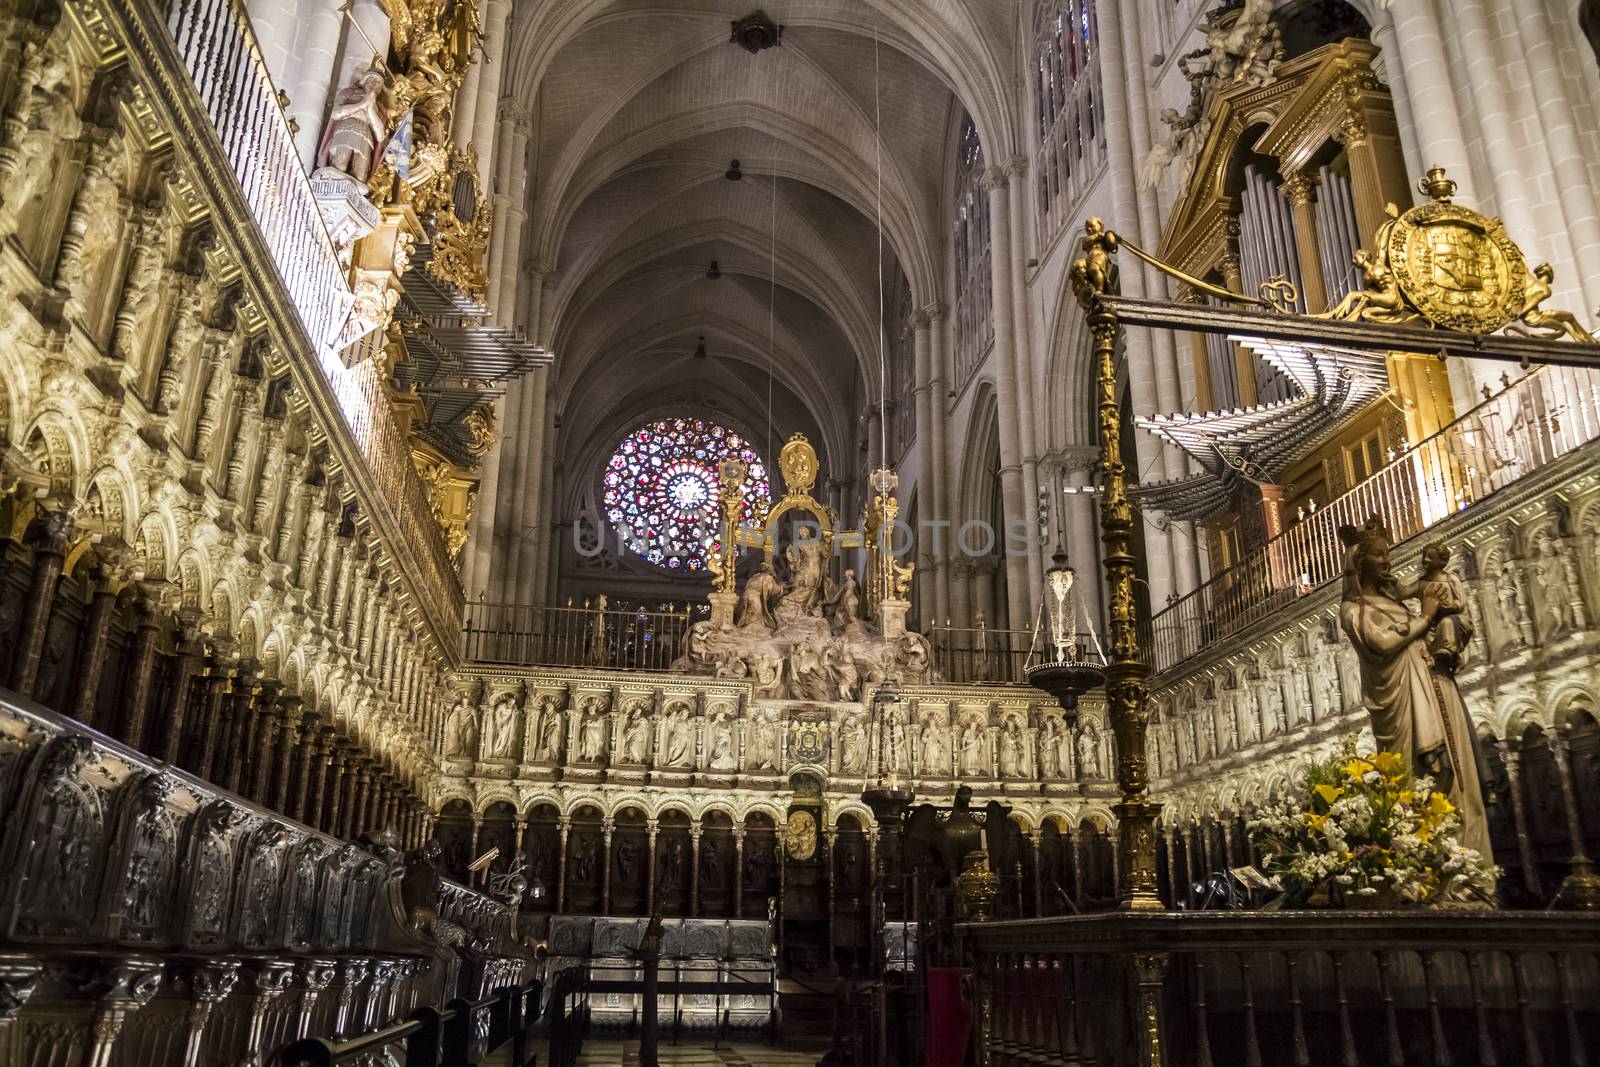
<box><xmin>463</xmin><ymin>600</ymin><xmax>696</xmax><ymax>672</ymax></box>
<box><xmin>962</xmin><ymin>910</ymin><xmax>1600</xmax><ymax>1067</ymax></box>
<box><xmin>928</xmin><ymin>623</ymin><xmax>1036</xmax><ymax>685</ymax></box>
<box><xmin>1145</xmin><ymin>365</ymin><xmax>1600</xmax><ymax>674</ymax></box>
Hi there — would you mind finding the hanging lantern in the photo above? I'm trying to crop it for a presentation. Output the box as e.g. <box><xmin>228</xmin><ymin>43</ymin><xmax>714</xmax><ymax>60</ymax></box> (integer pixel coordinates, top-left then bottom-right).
<box><xmin>1025</xmin><ymin>546</ymin><xmax>1107</xmax><ymax>718</ymax></box>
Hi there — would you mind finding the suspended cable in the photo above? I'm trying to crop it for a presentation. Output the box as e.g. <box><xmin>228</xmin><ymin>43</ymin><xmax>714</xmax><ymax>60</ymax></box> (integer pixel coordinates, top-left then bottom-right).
<box><xmin>873</xmin><ymin>18</ymin><xmax>889</xmax><ymax>473</ymax></box>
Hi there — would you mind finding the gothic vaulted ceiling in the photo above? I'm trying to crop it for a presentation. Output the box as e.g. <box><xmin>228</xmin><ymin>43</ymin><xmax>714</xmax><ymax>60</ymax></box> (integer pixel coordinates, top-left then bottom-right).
<box><xmin>504</xmin><ymin>0</ymin><xmax>1019</xmax><ymax>499</ymax></box>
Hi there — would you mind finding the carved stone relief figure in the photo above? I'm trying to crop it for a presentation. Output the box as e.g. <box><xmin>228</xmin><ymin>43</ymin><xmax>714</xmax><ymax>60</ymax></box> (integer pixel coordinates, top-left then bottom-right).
<box><xmin>483</xmin><ymin>695</ymin><xmax>520</xmax><ymax>760</ymax></box>
<box><xmin>537</xmin><ymin>696</ymin><xmax>564</xmax><ymax>760</ymax></box>
<box><xmin>316</xmin><ymin>62</ymin><xmax>389</xmax><ymax>183</ymax></box>
<box><xmin>1037</xmin><ymin>718</ymin><xmax>1062</xmax><ymax>778</ymax></box>
<box><xmin>664</xmin><ymin>706</ymin><xmax>695</xmax><ymax>767</ymax></box>
<box><xmin>998</xmin><ymin>719</ymin><xmax>1023</xmax><ymax>777</ymax></box>
<box><xmin>920</xmin><ymin>718</ymin><xmax>948</xmax><ymax>776</ymax></box>
<box><xmin>443</xmin><ymin>697</ymin><xmax>478</xmax><ymax>760</ymax></box>
<box><xmin>1077</xmin><ymin>723</ymin><xmax>1103</xmax><ymax>779</ymax></box>
<box><xmin>577</xmin><ymin>697</ymin><xmax>609</xmax><ymax>763</ymax></box>
<box><xmin>839</xmin><ymin>713</ymin><xmax>868</xmax><ymax>775</ymax></box>
<box><xmin>707</xmin><ymin>713</ymin><xmax>737</xmax><ymax>771</ymax></box>
<box><xmin>959</xmin><ymin>720</ymin><xmax>985</xmax><ymax>778</ymax></box>
<box><xmin>747</xmin><ymin>713</ymin><xmax>779</xmax><ymax>771</ymax></box>
<box><xmin>621</xmin><ymin>700</ymin><xmax>652</xmax><ymax>764</ymax></box>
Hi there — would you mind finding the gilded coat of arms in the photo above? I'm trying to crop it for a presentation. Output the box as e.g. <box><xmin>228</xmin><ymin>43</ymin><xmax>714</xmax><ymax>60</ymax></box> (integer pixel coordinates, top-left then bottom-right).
<box><xmin>1318</xmin><ymin>167</ymin><xmax>1594</xmax><ymax>344</ymax></box>
<box><xmin>789</xmin><ymin>714</ymin><xmax>829</xmax><ymax>764</ymax></box>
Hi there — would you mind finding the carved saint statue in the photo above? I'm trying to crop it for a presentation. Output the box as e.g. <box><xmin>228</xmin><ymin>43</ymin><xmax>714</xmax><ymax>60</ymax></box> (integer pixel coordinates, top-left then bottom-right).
<box><xmin>316</xmin><ymin>62</ymin><xmax>389</xmax><ymax>182</ymax></box>
<box><xmin>538</xmin><ymin>698</ymin><xmax>564</xmax><ymax>760</ymax></box>
<box><xmin>1077</xmin><ymin>725</ymin><xmax>1102</xmax><ymax>779</ymax></box>
<box><xmin>960</xmin><ymin>722</ymin><xmax>985</xmax><ymax>777</ymax></box>
<box><xmin>748</xmin><ymin>716</ymin><xmax>778</xmax><ymax>771</ymax></box>
<box><xmin>444</xmin><ymin>699</ymin><xmax>478</xmax><ymax>760</ymax></box>
<box><xmin>920</xmin><ymin>720</ymin><xmax>948</xmax><ymax>775</ymax></box>
<box><xmin>665</xmin><ymin>710</ymin><xmax>695</xmax><ymax>767</ymax></box>
<box><xmin>998</xmin><ymin>721</ymin><xmax>1023</xmax><ymax>777</ymax></box>
<box><xmin>484</xmin><ymin>697</ymin><xmax>520</xmax><ymax>760</ymax></box>
<box><xmin>1337</xmin><ymin>520</ymin><xmax>1492</xmax><ymax>860</ymax></box>
<box><xmin>622</xmin><ymin>701</ymin><xmax>652</xmax><ymax>764</ymax></box>
<box><xmin>708</xmin><ymin>715</ymin><xmax>738</xmax><ymax>771</ymax></box>
<box><xmin>840</xmin><ymin>716</ymin><xmax>868</xmax><ymax>774</ymax></box>
<box><xmin>578</xmin><ymin>699</ymin><xmax>608</xmax><ymax>763</ymax></box>
<box><xmin>1038</xmin><ymin>718</ymin><xmax>1062</xmax><ymax>778</ymax></box>
<box><xmin>736</xmin><ymin>555</ymin><xmax>783</xmax><ymax>631</ymax></box>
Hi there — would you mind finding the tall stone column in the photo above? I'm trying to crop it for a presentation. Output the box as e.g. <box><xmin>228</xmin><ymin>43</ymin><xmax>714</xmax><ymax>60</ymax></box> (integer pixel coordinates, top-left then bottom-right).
<box><xmin>333</xmin><ymin>746</ymin><xmax>356</xmax><ymax>839</ymax></box>
<box><xmin>471</xmin><ymin>0</ymin><xmax>512</xmax><ymax>181</ymax></box>
<box><xmin>601</xmin><ymin>817</ymin><xmax>614</xmax><ymax>915</ymax></box>
<box><xmin>556</xmin><ymin>817</ymin><xmax>570</xmax><ymax>913</ymax></box>
<box><xmin>10</xmin><ymin>505</ymin><xmax>74</xmax><ymax>697</ymax></box>
<box><xmin>117</xmin><ymin>584</ymin><xmax>169</xmax><ymax>751</ymax></box>
<box><xmin>732</xmin><ymin>829</ymin><xmax>745</xmax><ymax>919</ymax></box>
<box><xmin>646</xmin><ymin>819</ymin><xmax>659</xmax><ymax>914</ymax></box>
<box><xmin>1004</xmin><ymin>154</ymin><xmax>1045</xmax><ymax>617</ymax></box>
<box><xmin>250</xmin><ymin>684</ymin><xmax>283</xmax><ymax>804</ymax></box>
<box><xmin>192</xmin><ymin>646</ymin><xmax>235</xmax><ymax>780</ymax></box>
<box><xmin>222</xmin><ymin>665</ymin><xmax>259</xmax><ymax>794</ymax></box>
<box><xmin>925</xmin><ymin>302</ymin><xmax>953</xmax><ymax>624</ymax></box>
<box><xmin>308</xmin><ymin>727</ymin><xmax>335</xmax><ymax>831</ymax></box>
<box><xmin>161</xmin><ymin>610</ymin><xmax>208</xmax><ymax>765</ymax></box>
<box><xmin>690</xmin><ymin>827</ymin><xmax>702</xmax><ymax>917</ymax></box>
<box><xmin>981</xmin><ymin>168</ymin><xmax>1032</xmax><ymax>635</ymax></box>
<box><xmin>1550</xmin><ymin>733</ymin><xmax>1600</xmax><ymax>906</ymax></box>
<box><xmin>289</xmin><ymin>712</ymin><xmax>321</xmax><ymax>822</ymax></box>
<box><xmin>288</xmin><ymin>0</ymin><xmax>345</xmax><ymax>167</ymax></box>
<box><xmin>69</xmin><ymin>546</ymin><xmax>122</xmax><ymax>725</ymax></box>
<box><xmin>271</xmin><ymin>697</ymin><xmax>305</xmax><ymax>815</ymax></box>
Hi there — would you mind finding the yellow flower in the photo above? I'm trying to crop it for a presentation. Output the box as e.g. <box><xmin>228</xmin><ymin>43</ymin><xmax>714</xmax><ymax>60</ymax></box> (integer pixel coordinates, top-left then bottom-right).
<box><xmin>1399</xmin><ymin>791</ymin><xmax>1415</xmax><ymax>806</ymax></box>
<box><xmin>1342</xmin><ymin>759</ymin><xmax>1372</xmax><ymax>780</ymax></box>
<box><xmin>1314</xmin><ymin>783</ymin><xmax>1345</xmax><ymax>807</ymax></box>
<box><xmin>1373</xmin><ymin>751</ymin><xmax>1406</xmax><ymax>776</ymax></box>
<box><xmin>1306</xmin><ymin>811</ymin><xmax>1330</xmax><ymax>831</ymax></box>
<box><xmin>1428</xmin><ymin>793</ymin><xmax>1455</xmax><ymax>818</ymax></box>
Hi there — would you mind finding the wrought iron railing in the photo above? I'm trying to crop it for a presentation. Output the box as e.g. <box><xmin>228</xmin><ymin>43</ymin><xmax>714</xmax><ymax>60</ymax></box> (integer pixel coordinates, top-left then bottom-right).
<box><xmin>929</xmin><ymin>623</ymin><xmax>1036</xmax><ymax>685</ymax></box>
<box><xmin>964</xmin><ymin>911</ymin><xmax>1600</xmax><ymax>1067</ymax></box>
<box><xmin>144</xmin><ymin>0</ymin><xmax>465</xmax><ymax>625</ymax></box>
<box><xmin>462</xmin><ymin>600</ymin><xmax>697</xmax><ymax>672</ymax></box>
<box><xmin>161</xmin><ymin>0</ymin><xmax>355</xmax><ymax>355</ymax></box>
<box><xmin>1148</xmin><ymin>366</ymin><xmax>1600</xmax><ymax>673</ymax></box>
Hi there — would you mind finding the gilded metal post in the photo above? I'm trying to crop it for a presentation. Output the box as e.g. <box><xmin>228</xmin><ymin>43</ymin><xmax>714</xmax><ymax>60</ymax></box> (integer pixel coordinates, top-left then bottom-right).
<box><xmin>1070</xmin><ymin>219</ymin><xmax>1164</xmax><ymax>912</ymax></box>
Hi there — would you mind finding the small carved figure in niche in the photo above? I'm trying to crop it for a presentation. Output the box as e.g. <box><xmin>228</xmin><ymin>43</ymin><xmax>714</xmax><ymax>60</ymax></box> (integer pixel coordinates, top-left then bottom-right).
<box><xmin>577</xmin><ymin>700</ymin><xmax>608</xmax><ymax>763</ymax></box>
<box><xmin>665</xmin><ymin>708</ymin><xmax>696</xmax><ymax>767</ymax></box>
<box><xmin>707</xmin><ymin>714</ymin><xmax>737</xmax><ymax>771</ymax></box>
<box><xmin>960</xmin><ymin>721</ymin><xmax>985</xmax><ymax>777</ymax></box>
<box><xmin>444</xmin><ymin>698</ymin><xmax>479</xmax><ymax>760</ymax></box>
<box><xmin>316</xmin><ymin>62</ymin><xmax>389</xmax><ymax>182</ymax></box>
<box><xmin>538</xmin><ymin>698</ymin><xmax>564</xmax><ymax>760</ymax></box>
<box><xmin>622</xmin><ymin>700</ymin><xmax>652</xmax><ymax>764</ymax></box>
<box><xmin>748</xmin><ymin>715</ymin><xmax>778</xmax><ymax>771</ymax></box>
<box><xmin>920</xmin><ymin>720</ymin><xmax>948</xmax><ymax>775</ymax></box>
<box><xmin>484</xmin><ymin>696</ymin><xmax>520</xmax><ymax>760</ymax></box>
<box><xmin>615</xmin><ymin>835</ymin><xmax>640</xmax><ymax>884</ymax></box>
<box><xmin>1038</xmin><ymin>718</ymin><xmax>1062</xmax><ymax>778</ymax></box>
<box><xmin>1077</xmin><ymin>724</ymin><xmax>1102</xmax><ymax>779</ymax></box>
<box><xmin>570</xmin><ymin>834</ymin><xmax>596</xmax><ymax>883</ymax></box>
<box><xmin>998</xmin><ymin>720</ymin><xmax>1023</xmax><ymax>777</ymax></box>
<box><xmin>659</xmin><ymin>836</ymin><xmax>686</xmax><ymax>891</ymax></box>
<box><xmin>736</xmin><ymin>554</ymin><xmax>783</xmax><ymax>631</ymax></box>
<box><xmin>840</xmin><ymin>716</ymin><xmax>868</xmax><ymax>775</ymax></box>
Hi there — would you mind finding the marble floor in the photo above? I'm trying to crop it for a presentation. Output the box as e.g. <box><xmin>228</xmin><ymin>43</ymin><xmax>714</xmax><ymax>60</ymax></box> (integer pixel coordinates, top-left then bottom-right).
<box><xmin>573</xmin><ymin>1039</ymin><xmax>824</xmax><ymax>1065</ymax></box>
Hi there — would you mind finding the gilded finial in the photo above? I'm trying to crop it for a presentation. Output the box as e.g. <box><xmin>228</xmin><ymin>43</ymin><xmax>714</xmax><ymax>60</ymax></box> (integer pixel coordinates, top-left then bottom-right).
<box><xmin>1417</xmin><ymin>165</ymin><xmax>1457</xmax><ymax>203</ymax></box>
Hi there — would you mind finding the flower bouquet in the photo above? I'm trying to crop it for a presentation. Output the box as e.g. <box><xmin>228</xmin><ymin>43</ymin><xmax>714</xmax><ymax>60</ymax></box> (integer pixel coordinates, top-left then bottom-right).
<box><xmin>1248</xmin><ymin>742</ymin><xmax>1498</xmax><ymax>907</ymax></box>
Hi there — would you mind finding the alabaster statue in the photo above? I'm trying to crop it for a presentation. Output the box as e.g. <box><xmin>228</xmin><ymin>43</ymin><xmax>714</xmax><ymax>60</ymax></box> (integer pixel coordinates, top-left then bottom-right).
<box><xmin>1337</xmin><ymin>520</ymin><xmax>1492</xmax><ymax>860</ymax></box>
